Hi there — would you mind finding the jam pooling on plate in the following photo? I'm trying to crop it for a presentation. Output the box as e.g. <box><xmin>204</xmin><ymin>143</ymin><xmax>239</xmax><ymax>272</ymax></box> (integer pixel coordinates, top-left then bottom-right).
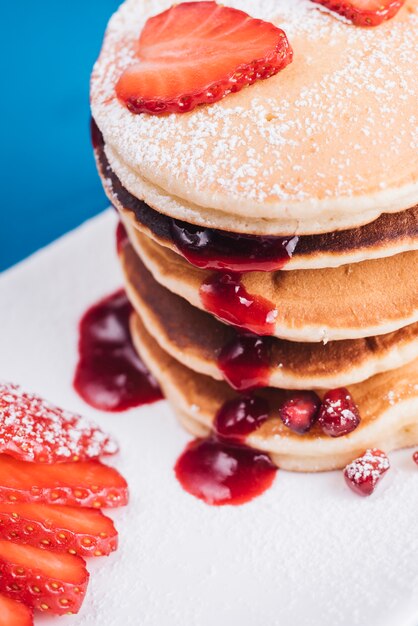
<box><xmin>218</xmin><ymin>333</ymin><xmax>272</xmax><ymax>391</ymax></box>
<box><xmin>171</xmin><ymin>219</ymin><xmax>299</xmax><ymax>272</ymax></box>
<box><xmin>174</xmin><ymin>394</ymin><xmax>276</xmax><ymax>505</ymax></box>
<box><xmin>175</xmin><ymin>438</ymin><xmax>276</xmax><ymax>506</ymax></box>
<box><xmin>200</xmin><ymin>272</ymin><xmax>278</xmax><ymax>335</ymax></box>
<box><xmin>74</xmin><ymin>290</ymin><xmax>163</xmax><ymax>411</ymax></box>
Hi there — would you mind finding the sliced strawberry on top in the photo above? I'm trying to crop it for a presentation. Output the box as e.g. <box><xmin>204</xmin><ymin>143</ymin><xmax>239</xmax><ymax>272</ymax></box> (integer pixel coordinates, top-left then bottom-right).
<box><xmin>0</xmin><ymin>593</ymin><xmax>33</xmax><ymax>626</ymax></box>
<box><xmin>0</xmin><ymin>454</ymin><xmax>128</xmax><ymax>508</ymax></box>
<box><xmin>0</xmin><ymin>381</ymin><xmax>118</xmax><ymax>463</ymax></box>
<box><xmin>0</xmin><ymin>540</ymin><xmax>88</xmax><ymax>615</ymax></box>
<box><xmin>116</xmin><ymin>1</ymin><xmax>293</xmax><ymax>115</ymax></box>
<box><xmin>312</xmin><ymin>0</ymin><xmax>406</xmax><ymax>27</ymax></box>
<box><xmin>0</xmin><ymin>502</ymin><xmax>118</xmax><ymax>557</ymax></box>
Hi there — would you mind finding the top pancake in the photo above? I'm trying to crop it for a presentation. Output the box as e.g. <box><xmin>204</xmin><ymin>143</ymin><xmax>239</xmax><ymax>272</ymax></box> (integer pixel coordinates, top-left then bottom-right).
<box><xmin>91</xmin><ymin>0</ymin><xmax>418</xmax><ymax>235</ymax></box>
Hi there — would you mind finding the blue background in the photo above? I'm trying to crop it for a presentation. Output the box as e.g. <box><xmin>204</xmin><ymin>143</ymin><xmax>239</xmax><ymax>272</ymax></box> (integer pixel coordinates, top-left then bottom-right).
<box><xmin>0</xmin><ymin>1</ymin><xmax>121</xmax><ymax>271</ymax></box>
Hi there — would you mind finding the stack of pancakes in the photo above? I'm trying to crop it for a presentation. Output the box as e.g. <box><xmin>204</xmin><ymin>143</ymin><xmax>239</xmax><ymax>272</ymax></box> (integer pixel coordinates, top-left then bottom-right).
<box><xmin>91</xmin><ymin>0</ymin><xmax>418</xmax><ymax>471</ymax></box>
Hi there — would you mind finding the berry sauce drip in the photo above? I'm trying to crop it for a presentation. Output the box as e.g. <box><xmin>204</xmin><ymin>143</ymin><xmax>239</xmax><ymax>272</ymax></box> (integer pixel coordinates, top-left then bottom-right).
<box><xmin>213</xmin><ymin>396</ymin><xmax>269</xmax><ymax>443</ymax></box>
<box><xmin>218</xmin><ymin>333</ymin><xmax>272</xmax><ymax>391</ymax></box>
<box><xmin>200</xmin><ymin>272</ymin><xmax>278</xmax><ymax>335</ymax></box>
<box><xmin>74</xmin><ymin>290</ymin><xmax>163</xmax><ymax>411</ymax></box>
<box><xmin>171</xmin><ymin>219</ymin><xmax>299</xmax><ymax>272</ymax></box>
<box><xmin>116</xmin><ymin>221</ymin><xmax>129</xmax><ymax>255</ymax></box>
<box><xmin>175</xmin><ymin>395</ymin><xmax>276</xmax><ymax>506</ymax></box>
<box><xmin>175</xmin><ymin>438</ymin><xmax>276</xmax><ymax>506</ymax></box>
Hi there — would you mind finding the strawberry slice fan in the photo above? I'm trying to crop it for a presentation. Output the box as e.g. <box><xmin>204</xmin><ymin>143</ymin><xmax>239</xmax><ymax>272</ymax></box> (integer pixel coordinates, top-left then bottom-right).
<box><xmin>0</xmin><ymin>382</ymin><xmax>129</xmax><ymax>619</ymax></box>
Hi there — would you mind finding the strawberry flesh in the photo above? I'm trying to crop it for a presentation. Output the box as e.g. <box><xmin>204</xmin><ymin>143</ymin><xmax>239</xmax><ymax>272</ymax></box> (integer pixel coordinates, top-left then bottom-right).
<box><xmin>278</xmin><ymin>391</ymin><xmax>321</xmax><ymax>434</ymax></box>
<box><xmin>318</xmin><ymin>388</ymin><xmax>361</xmax><ymax>437</ymax></box>
<box><xmin>116</xmin><ymin>1</ymin><xmax>293</xmax><ymax>115</ymax></box>
<box><xmin>0</xmin><ymin>502</ymin><xmax>118</xmax><ymax>557</ymax></box>
<box><xmin>0</xmin><ymin>455</ymin><xmax>128</xmax><ymax>508</ymax></box>
<box><xmin>0</xmin><ymin>382</ymin><xmax>118</xmax><ymax>463</ymax></box>
<box><xmin>312</xmin><ymin>0</ymin><xmax>405</xmax><ymax>27</ymax></box>
<box><xmin>0</xmin><ymin>593</ymin><xmax>33</xmax><ymax>626</ymax></box>
<box><xmin>344</xmin><ymin>449</ymin><xmax>390</xmax><ymax>496</ymax></box>
<box><xmin>0</xmin><ymin>540</ymin><xmax>88</xmax><ymax>615</ymax></box>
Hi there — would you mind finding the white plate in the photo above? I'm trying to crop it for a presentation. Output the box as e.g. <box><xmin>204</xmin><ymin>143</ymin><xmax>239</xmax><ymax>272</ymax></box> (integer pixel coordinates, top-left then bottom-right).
<box><xmin>1</xmin><ymin>210</ymin><xmax>417</xmax><ymax>626</ymax></box>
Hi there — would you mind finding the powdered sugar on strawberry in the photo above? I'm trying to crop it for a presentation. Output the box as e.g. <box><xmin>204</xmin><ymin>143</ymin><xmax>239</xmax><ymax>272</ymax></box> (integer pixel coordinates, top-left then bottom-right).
<box><xmin>0</xmin><ymin>382</ymin><xmax>118</xmax><ymax>463</ymax></box>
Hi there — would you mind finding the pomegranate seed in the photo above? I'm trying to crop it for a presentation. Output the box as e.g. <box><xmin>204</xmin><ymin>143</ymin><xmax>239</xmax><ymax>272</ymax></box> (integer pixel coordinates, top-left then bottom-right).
<box><xmin>318</xmin><ymin>388</ymin><xmax>360</xmax><ymax>437</ymax></box>
<box><xmin>278</xmin><ymin>391</ymin><xmax>321</xmax><ymax>434</ymax></box>
<box><xmin>413</xmin><ymin>451</ymin><xmax>418</xmax><ymax>465</ymax></box>
<box><xmin>344</xmin><ymin>449</ymin><xmax>390</xmax><ymax>496</ymax></box>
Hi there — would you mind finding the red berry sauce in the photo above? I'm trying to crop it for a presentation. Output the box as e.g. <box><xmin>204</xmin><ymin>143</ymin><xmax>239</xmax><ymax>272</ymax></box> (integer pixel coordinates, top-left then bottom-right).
<box><xmin>218</xmin><ymin>333</ymin><xmax>272</xmax><ymax>391</ymax></box>
<box><xmin>175</xmin><ymin>438</ymin><xmax>276</xmax><ymax>506</ymax></box>
<box><xmin>74</xmin><ymin>290</ymin><xmax>163</xmax><ymax>411</ymax></box>
<box><xmin>175</xmin><ymin>394</ymin><xmax>276</xmax><ymax>505</ymax></box>
<box><xmin>116</xmin><ymin>221</ymin><xmax>129</xmax><ymax>255</ymax></box>
<box><xmin>200</xmin><ymin>272</ymin><xmax>278</xmax><ymax>335</ymax></box>
<box><xmin>171</xmin><ymin>219</ymin><xmax>299</xmax><ymax>272</ymax></box>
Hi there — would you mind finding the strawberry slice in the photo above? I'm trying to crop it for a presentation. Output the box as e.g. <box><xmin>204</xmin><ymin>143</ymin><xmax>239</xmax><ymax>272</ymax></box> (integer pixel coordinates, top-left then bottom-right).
<box><xmin>312</xmin><ymin>0</ymin><xmax>405</xmax><ymax>27</ymax></box>
<box><xmin>0</xmin><ymin>593</ymin><xmax>33</xmax><ymax>626</ymax></box>
<box><xmin>0</xmin><ymin>455</ymin><xmax>128</xmax><ymax>508</ymax></box>
<box><xmin>0</xmin><ymin>382</ymin><xmax>118</xmax><ymax>463</ymax></box>
<box><xmin>0</xmin><ymin>540</ymin><xmax>88</xmax><ymax>615</ymax></box>
<box><xmin>0</xmin><ymin>502</ymin><xmax>118</xmax><ymax>557</ymax></box>
<box><xmin>116</xmin><ymin>1</ymin><xmax>293</xmax><ymax>115</ymax></box>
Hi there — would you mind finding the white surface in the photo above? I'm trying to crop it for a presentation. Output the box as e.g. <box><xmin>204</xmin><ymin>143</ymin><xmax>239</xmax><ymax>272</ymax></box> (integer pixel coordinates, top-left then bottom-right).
<box><xmin>0</xmin><ymin>210</ymin><xmax>417</xmax><ymax>626</ymax></box>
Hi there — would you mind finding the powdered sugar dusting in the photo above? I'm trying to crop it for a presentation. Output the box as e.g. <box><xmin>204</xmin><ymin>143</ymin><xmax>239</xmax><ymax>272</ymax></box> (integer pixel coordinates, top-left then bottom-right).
<box><xmin>91</xmin><ymin>0</ymin><xmax>418</xmax><ymax>222</ymax></box>
<box><xmin>0</xmin><ymin>381</ymin><xmax>119</xmax><ymax>463</ymax></box>
<box><xmin>345</xmin><ymin>448</ymin><xmax>390</xmax><ymax>495</ymax></box>
<box><xmin>346</xmin><ymin>449</ymin><xmax>390</xmax><ymax>482</ymax></box>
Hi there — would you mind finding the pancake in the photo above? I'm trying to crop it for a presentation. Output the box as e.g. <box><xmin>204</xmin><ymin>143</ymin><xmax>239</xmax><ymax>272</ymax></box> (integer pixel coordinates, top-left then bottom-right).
<box><xmin>121</xmin><ymin>242</ymin><xmax>418</xmax><ymax>389</ymax></box>
<box><xmin>94</xmin><ymin>133</ymin><xmax>418</xmax><ymax>269</ymax></box>
<box><xmin>131</xmin><ymin>312</ymin><xmax>418</xmax><ymax>472</ymax></box>
<box><xmin>91</xmin><ymin>0</ymin><xmax>418</xmax><ymax>235</ymax></box>
<box><xmin>105</xmin><ymin>143</ymin><xmax>418</xmax><ymax>237</ymax></box>
<box><xmin>125</xmin><ymin>224</ymin><xmax>418</xmax><ymax>343</ymax></box>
